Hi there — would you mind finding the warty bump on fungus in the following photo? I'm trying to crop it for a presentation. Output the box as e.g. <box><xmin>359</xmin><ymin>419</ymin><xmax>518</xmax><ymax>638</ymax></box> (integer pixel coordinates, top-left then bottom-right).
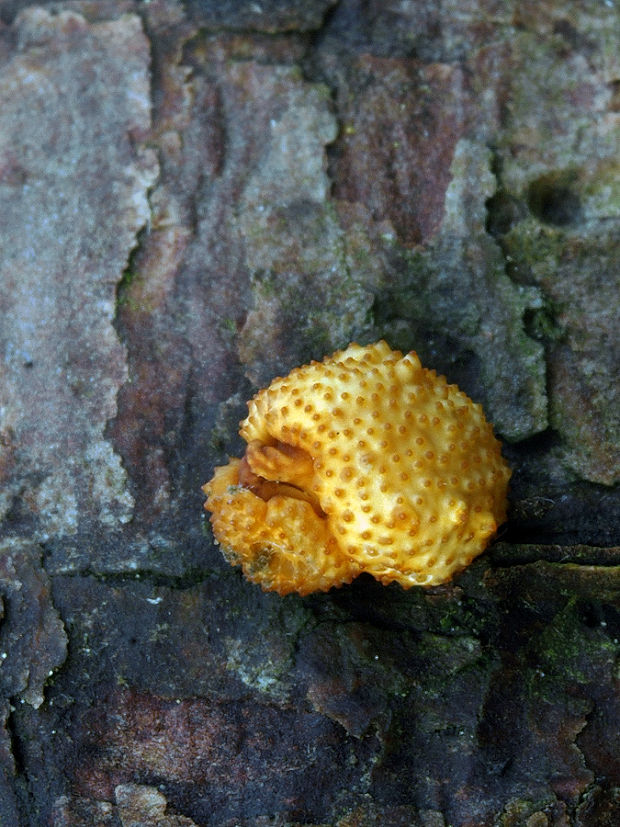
<box><xmin>202</xmin><ymin>340</ymin><xmax>511</xmax><ymax>596</ymax></box>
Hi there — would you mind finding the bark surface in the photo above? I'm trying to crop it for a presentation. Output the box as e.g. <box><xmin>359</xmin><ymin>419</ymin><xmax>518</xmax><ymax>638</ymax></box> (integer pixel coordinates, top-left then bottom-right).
<box><xmin>0</xmin><ymin>2</ymin><xmax>618</xmax><ymax>825</ymax></box>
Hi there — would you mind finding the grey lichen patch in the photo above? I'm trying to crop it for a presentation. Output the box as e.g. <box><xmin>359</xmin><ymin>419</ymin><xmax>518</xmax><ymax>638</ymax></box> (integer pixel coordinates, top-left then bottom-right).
<box><xmin>440</xmin><ymin>141</ymin><xmax>548</xmax><ymax>440</ymax></box>
<box><xmin>237</xmin><ymin>66</ymin><xmax>337</xmax><ymax>207</ymax></box>
<box><xmin>495</xmin><ymin>22</ymin><xmax>619</xmax><ymax>193</ymax></box>
<box><xmin>239</xmin><ymin>202</ymin><xmax>375</xmax><ymax>385</ymax></box>
<box><xmin>30</xmin><ymin>468</ymin><xmax>79</xmax><ymax>541</ymax></box>
<box><xmin>0</xmin><ymin>9</ymin><xmax>158</xmax><ymax>539</ymax></box>
<box><xmin>235</xmin><ymin>63</ymin><xmax>375</xmax><ymax>384</ymax></box>
<box><xmin>501</xmin><ymin>216</ymin><xmax>619</xmax><ymax>485</ymax></box>
<box><xmin>84</xmin><ymin>441</ymin><xmax>135</xmax><ymax>528</ymax></box>
<box><xmin>225</xmin><ymin>635</ymin><xmax>285</xmax><ymax>696</ymax></box>
<box><xmin>29</xmin><ymin>445</ymin><xmax>133</xmax><ymax>542</ymax></box>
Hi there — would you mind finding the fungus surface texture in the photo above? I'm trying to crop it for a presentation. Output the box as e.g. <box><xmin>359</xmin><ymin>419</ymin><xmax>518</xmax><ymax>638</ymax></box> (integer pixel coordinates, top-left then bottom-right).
<box><xmin>203</xmin><ymin>341</ymin><xmax>511</xmax><ymax>595</ymax></box>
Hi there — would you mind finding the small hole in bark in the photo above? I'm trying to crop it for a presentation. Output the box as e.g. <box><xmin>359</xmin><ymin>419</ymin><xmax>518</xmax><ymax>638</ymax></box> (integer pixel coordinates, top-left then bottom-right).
<box><xmin>485</xmin><ymin>190</ymin><xmax>527</xmax><ymax>237</ymax></box>
<box><xmin>527</xmin><ymin>174</ymin><xmax>582</xmax><ymax>226</ymax></box>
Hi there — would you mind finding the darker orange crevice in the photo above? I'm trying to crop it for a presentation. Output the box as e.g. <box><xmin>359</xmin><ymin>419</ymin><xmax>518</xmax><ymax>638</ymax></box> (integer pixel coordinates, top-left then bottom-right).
<box><xmin>238</xmin><ymin>441</ymin><xmax>325</xmax><ymax>518</ymax></box>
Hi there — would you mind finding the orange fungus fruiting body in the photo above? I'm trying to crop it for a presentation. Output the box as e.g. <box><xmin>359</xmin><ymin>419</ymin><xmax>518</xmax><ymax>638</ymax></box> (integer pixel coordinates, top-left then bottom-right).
<box><xmin>202</xmin><ymin>341</ymin><xmax>511</xmax><ymax>595</ymax></box>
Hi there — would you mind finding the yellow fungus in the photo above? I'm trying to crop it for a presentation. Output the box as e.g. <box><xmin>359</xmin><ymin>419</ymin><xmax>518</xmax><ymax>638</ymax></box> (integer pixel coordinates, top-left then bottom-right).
<box><xmin>203</xmin><ymin>341</ymin><xmax>511</xmax><ymax>595</ymax></box>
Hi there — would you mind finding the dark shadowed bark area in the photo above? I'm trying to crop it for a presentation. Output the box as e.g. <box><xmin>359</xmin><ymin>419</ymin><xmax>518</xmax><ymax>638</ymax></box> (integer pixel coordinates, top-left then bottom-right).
<box><xmin>0</xmin><ymin>1</ymin><xmax>618</xmax><ymax>825</ymax></box>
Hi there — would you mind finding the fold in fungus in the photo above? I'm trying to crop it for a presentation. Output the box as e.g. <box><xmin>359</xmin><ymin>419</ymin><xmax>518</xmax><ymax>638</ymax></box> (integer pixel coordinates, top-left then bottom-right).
<box><xmin>203</xmin><ymin>341</ymin><xmax>511</xmax><ymax>595</ymax></box>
